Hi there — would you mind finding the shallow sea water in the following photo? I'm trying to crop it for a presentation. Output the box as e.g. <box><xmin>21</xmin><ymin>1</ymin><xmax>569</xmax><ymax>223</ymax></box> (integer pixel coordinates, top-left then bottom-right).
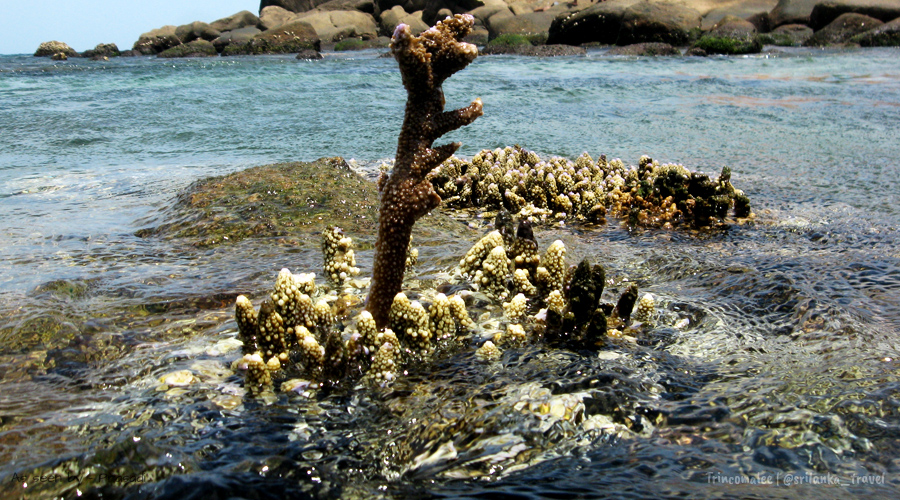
<box><xmin>0</xmin><ymin>47</ymin><xmax>899</xmax><ymax>499</ymax></box>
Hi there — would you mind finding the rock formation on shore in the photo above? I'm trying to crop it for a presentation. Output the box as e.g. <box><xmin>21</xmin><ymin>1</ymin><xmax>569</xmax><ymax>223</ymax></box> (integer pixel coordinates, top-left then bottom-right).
<box><xmin>34</xmin><ymin>0</ymin><xmax>900</xmax><ymax>59</ymax></box>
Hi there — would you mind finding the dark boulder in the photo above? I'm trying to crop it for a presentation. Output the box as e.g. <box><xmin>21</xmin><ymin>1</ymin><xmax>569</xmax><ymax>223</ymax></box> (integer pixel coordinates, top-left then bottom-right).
<box><xmin>296</xmin><ymin>48</ymin><xmax>325</xmax><ymax>59</ymax></box>
<box><xmin>547</xmin><ymin>0</ymin><xmax>637</xmax><ymax>46</ymax></box>
<box><xmin>617</xmin><ymin>0</ymin><xmax>702</xmax><ymax>46</ymax></box>
<box><xmin>259</xmin><ymin>0</ymin><xmax>333</xmax><ymax>13</ymax></box>
<box><xmin>768</xmin><ymin>0</ymin><xmax>821</xmax><ymax>27</ymax></box>
<box><xmin>606</xmin><ymin>41</ymin><xmax>679</xmax><ymax>55</ymax></box>
<box><xmin>81</xmin><ymin>43</ymin><xmax>120</xmax><ymax>58</ymax></box>
<box><xmin>693</xmin><ymin>16</ymin><xmax>762</xmax><ymax>54</ymax></box>
<box><xmin>133</xmin><ymin>26</ymin><xmax>182</xmax><ymax>55</ymax></box>
<box><xmin>701</xmin><ymin>0</ymin><xmax>779</xmax><ymax>30</ymax></box>
<box><xmin>316</xmin><ymin>0</ymin><xmax>377</xmax><ymax>12</ymax></box>
<box><xmin>803</xmin><ymin>11</ymin><xmax>883</xmax><ymax>45</ymax></box>
<box><xmin>810</xmin><ymin>0</ymin><xmax>900</xmax><ymax>30</ymax></box>
<box><xmin>852</xmin><ymin>16</ymin><xmax>900</xmax><ymax>46</ymax></box>
<box><xmin>158</xmin><ymin>39</ymin><xmax>218</xmax><ymax>58</ymax></box>
<box><xmin>422</xmin><ymin>0</ymin><xmax>486</xmax><ymax>25</ymax></box>
<box><xmin>210</xmin><ymin>10</ymin><xmax>261</xmax><ymax>32</ymax></box>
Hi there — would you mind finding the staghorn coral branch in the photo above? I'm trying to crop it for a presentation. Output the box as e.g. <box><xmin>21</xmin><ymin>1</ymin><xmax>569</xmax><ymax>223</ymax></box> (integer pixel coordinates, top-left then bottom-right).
<box><xmin>366</xmin><ymin>14</ymin><xmax>484</xmax><ymax>329</ymax></box>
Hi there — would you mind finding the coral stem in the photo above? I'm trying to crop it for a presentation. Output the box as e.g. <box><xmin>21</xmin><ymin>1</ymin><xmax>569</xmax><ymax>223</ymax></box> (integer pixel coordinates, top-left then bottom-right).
<box><xmin>366</xmin><ymin>15</ymin><xmax>483</xmax><ymax>329</ymax></box>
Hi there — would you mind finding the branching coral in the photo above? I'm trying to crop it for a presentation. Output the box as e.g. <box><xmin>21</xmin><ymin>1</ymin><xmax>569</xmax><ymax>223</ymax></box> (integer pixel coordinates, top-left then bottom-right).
<box><xmin>367</xmin><ymin>14</ymin><xmax>484</xmax><ymax>329</ymax></box>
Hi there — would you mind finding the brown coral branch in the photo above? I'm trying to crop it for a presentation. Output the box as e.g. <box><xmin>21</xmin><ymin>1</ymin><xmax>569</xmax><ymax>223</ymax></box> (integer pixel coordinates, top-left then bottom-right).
<box><xmin>366</xmin><ymin>14</ymin><xmax>484</xmax><ymax>329</ymax></box>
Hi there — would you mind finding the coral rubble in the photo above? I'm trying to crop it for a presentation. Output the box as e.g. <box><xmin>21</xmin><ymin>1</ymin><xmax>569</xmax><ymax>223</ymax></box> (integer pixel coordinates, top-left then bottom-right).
<box><xmin>429</xmin><ymin>147</ymin><xmax>752</xmax><ymax>228</ymax></box>
<box><xmin>367</xmin><ymin>14</ymin><xmax>484</xmax><ymax>330</ymax></box>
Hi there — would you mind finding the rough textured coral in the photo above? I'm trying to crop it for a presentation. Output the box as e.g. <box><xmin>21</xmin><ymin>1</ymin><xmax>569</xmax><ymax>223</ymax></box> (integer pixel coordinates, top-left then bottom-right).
<box><xmin>538</xmin><ymin>240</ymin><xmax>567</xmax><ymax>294</ymax></box>
<box><xmin>257</xmin><ymin>301</ymin><xmax>289</xmax><ymax>361</ymax></box>
<box><xmin>362</xmin><ymin>337</ymin><xmax>399</xmax><ymax>387</ymax></box>
<box><xmin>503</xmin><ymin>293</ymin><xmax>528</xmax><ymax>323</ymax></box>
<box><xmin>475</xmin><ymin>340</ymin><xmax>502</xmax><ymax>361</ymax></box>
<box><xmin>322</xmin><ymin>226</ymin><xmax>359</xmax><ymax>286</ymax></box>
<box><xmin>448</xmin><ymin>294</ymin><xmax>474</xmax><ymax>329</ymax></box>
<box><xmin>388</xmin><ymin>292</ymin><xmax>433</xmax><ymax>355</ymax></box>
<box><xmin>366</xmin><ymin>14</ymin><xmax>483</xmax><ymax>329</ymax></box>
<box><xmin>429</xmin><ymin>293</ymin><xmax>457</xmax><ymax>341</ymax></box>
<box><xmin>459</xmin><ymin>230</ymin><xmax>504</xmax><ymax>278</ymax></box>
<box><xmin>235</xmin><ymin>295</ymin><xmax>259</xmax><ymax>354</ymax></box>
<box><xmin>241</xmin><ymin>352</ymin><xmax>279</xmax><ymax>396</ymax></box>
<box><xmin>634</xmin><ymin>293</ymin><xmax>655</xmax><ymax>324</ymax></box>
<box><xmin>430</xmin><ymin>146</ymin><xmax>752</xmax><ymax>228</ymax></box>
<box><xmin>476</xmin><ymin>245</ymin><xmax>512</xmax><ymax>299</ymax></box>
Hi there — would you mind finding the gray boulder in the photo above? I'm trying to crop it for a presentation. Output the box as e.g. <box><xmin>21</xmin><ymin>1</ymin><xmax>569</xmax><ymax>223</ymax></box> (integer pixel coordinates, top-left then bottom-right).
<box><xmin>606</xmin><ymin>41</ymin><xmax>679</xmax><ymax>55</ymax></box>
<box><xmin>701</xmin><ymin>0</ymin><xmax>778</xmax><ymax>30</ymax></box>
<box><xmin>768</xmin><ymin>0</ymin><xmax>821</xmax><ymax>27</ymax></box>
<box><xmin>210</xmin><ymin>11</ymin><xmax>261</xmax><ymax>32</ymax></box>
<box><xmin>34</xmin><ymin>40</ymin><xmax>80</xmax><ymax>57</ymax></box>
<box><xmin>295</xmin><ymin>10</ymin><xmax>379</xmax><ymax>42</ymax></box>
<box><xmin>212</xmin><ymin>27</ymin><xmax>263</xmax><ymax>52</ymax></box>
<box><xmin>222</xmin><ymin>20</ymin><xmax>321</xmax><ymax>54</ymax></box>
<box><xmin>470</xmin><ymin>0</ymin><xmax>510</xmax><ymax>25</ymax></box>
<box><xmin>693</xmin><ymin>16</ymin><xmax>762</xmax><ymax>54</ymax></box>
<box><xmin>379</xmin><ymin>6</ymin><xmax>429</xmax><ymax>35</ymax></box>
<box><xmin>133</xmin><ymin>26</ymin><xmax>182</xmax><ymax>55</ymax></box>
<box><xmin>617</xmin><ymin>0</ymin><xmax>702</xmax><ymax>45</ymax></box>
<box><xmin>547</xmin><ymin>0</ymin><xmax>641</xmax><ymax>46</ymax></box>
<box><xmin>158</xmin><ymin>39</ymin><xmax>218</xmax><ymax>58</ymax></box>
<box><xmin>809</xmin><ymin>0</ymin><xmax>900</xmax><ymax>30</ymax></box>
<box><xmin>804</xmin><ymin>11</ymin><xmax>883</xmax><ymax>45</ymax></box>
<box><xmin>175</xmin><ymin>21</ymin><xmax>221</xmax><ymax>44</ymax></box>
<box><xmin>377</xmin><ymin>0</ymin><xmax>429</xmax><ymax>14</ymax></box>
<box><xmin>260</xmin><ymin>6</ymin><xmax>298</xmax><ymax>30</ymax></box>
<box><xmin>488</xmin><ymin>11</ymin><xmax>555</xmax><ymax>41</ymax></box>
<box><xmin>759</xmin><ymin>23</ymin><xmax>814</xmax><ymax>44</ymax></box>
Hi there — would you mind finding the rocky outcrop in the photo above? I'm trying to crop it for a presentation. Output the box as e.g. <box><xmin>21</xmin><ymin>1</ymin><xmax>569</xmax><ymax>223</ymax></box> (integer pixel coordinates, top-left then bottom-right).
<box><xmin>158</xmin><ymin>39</ymin><xmax>218</xmax><ymax>57</ymax></box>
<box><xmin>547</xmin><ymin>0</ymin><xmax>640</xmax><ymax>46</ymax></box>
<box><xmin>316</xmin><ymin>0</ymin><xmax>377</xmax><ymax>12</ymax></box>
<box><xmin>222</xmin><ymin>20</ymin><xmax>321</xmax><ymax>54</ymax></box>
<box><xmin>34</xmin><ymin>41</ymin><xmax>79</xmax><ymax>57</ymax></box>
<box><xmin>133</xmin><ymin>26</ymin><xmax>182</xmax><ymax>54</ymax></box>
<box><xmin>701</xmin><ymin>0</ymin><xmax>778</xmax><ymax>30</ymax></box>
<box><xmin>81</xmin><ymin>43</ymin><xmax>120</xmax><ymax>58</ymax></box>
<box><xmin>422</xmin><ymin>0</ymin><xmax>486</xmax><ymax>25</ymax></box>
<box><xmin>175</xmin><ymin>21</ymin><xmax>221</xmax><ymax>44</ymax></box>
<box><xmin>758</xmin><ymin>23</ymin><xmax>813</xmax><ymax>44</ymax></box>
<box><xmin>210</xmin><ymin>10</ymin><xmax>261</xmax><ymax>32</ymax></box>
<box><xmin>768</xmin><ymin>0</ymin><xmax>821</xmax><ymax>28</ymax></box>
<box><xmin>617</xmin><ymin>0</ymin><xmax>702</xmax><ymax>45</ymax></box>
<box><xmin>605</xmin><ymin>41</ymin><xmax>679</xmax><ymax>55</ymax></box>
<box><xmin>379</xmin><ymin>6</ymin><xmax>429</xmax><ymax>35</ymax></box>
<box><xmin>295</xmin><ymin>10</ymin><xmax>379</xmax><ymax>41</ymax></box>
<box><xmin>260</xmin><ymin>5</ymin><xmax>298</xmax><ymax>30</ymax></box>
<box><xmin>803</xmin><ymin>11</ymin><xmax>883</xmax><ymax>45</ymax></box>
<box><xmin>260</xmin><ymin>0</ymin><xmax>333</xmax><ymax>13</ymax></box>
<box><xmin>488</xmin><ymin>11</ymin><xmax>555</xmax><ymax>40</ymax></box>
<box><xmin>809</xmin><ymin>0</ymin><xmax>900</xmax><ymax>30</ymax></box>
<box><xmin>693</xmin><ymin>16</ymin><xmax>762</xmax><ymax>54</ymax></box>
<box><xmin>853</xmin><ymin>16</ymin><xmax>900</xmax><ymax>46</ymax></box>
<box><xmin>213</xmin><ymin>27</ymin><xmax>263</xmax><ymax>52</ymax></box>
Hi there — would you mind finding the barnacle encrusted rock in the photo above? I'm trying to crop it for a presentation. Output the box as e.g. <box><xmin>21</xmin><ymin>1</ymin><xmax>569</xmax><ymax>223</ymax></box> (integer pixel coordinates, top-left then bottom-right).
<box><xmin>428</xmin><ymin>146</ymin><xmax>752</xmax><ymax>228</ymax></box>
<box><xmin>367</xmin><ymin>13</ymin><xmax>484</xmax><ymax>330</ymax></box>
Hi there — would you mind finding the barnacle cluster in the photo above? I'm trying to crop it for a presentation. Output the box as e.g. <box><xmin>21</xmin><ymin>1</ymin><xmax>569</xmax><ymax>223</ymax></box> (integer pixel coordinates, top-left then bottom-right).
<box><xmin>429</xmin><ymin>146</ymin><xmax>753</xmax><ymax>228</ymax></box>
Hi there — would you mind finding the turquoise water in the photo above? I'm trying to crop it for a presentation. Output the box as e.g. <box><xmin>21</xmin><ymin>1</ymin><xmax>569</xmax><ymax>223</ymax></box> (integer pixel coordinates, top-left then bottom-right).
<box><xmin>1</xmin><ymin>48</ymin><xmax>900</xmax><ymax>499</ymax></box>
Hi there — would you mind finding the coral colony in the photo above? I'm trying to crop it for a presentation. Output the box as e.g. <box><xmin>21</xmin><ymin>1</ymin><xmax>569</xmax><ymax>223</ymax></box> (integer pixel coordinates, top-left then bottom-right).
<box><xmin>233</xmin><ymin>15</ymin><xmax>752</xmax><ymax>395</ymax></box>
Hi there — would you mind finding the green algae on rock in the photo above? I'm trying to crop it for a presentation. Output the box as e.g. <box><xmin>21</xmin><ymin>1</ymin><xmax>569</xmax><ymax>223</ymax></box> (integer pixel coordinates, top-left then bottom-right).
<box><xmin>135</xmin><ymin>157</ymin><xmax>379</xmax><ymax>247</ymax></box>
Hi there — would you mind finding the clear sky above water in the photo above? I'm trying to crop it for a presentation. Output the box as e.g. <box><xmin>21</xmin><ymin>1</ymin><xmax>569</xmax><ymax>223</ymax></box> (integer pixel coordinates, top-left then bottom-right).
<box><xmin>1</xmin><ymin>1</ymin><xmax>257</xmax><ymax>55</ymax></box>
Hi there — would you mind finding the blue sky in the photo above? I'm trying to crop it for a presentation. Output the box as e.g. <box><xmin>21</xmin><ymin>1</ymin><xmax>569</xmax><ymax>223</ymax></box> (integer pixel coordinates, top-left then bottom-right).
<box><xmin>2</xmin><ymin>1</ymin><xmax>257</xmax><ymax>55</ymax></box>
